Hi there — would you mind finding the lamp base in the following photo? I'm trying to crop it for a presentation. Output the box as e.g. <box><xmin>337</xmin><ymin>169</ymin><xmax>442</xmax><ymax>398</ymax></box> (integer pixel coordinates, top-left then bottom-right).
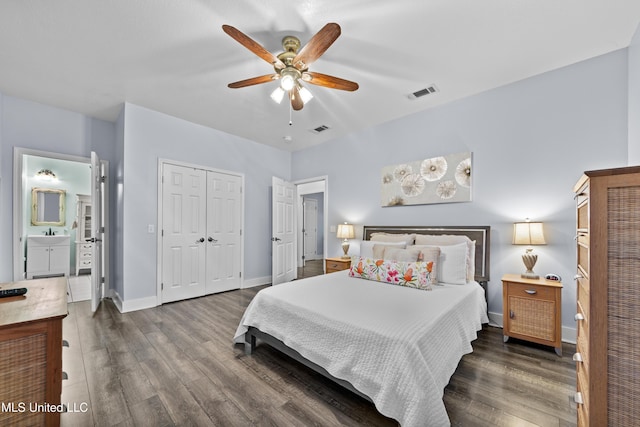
<box><xmin>341</xmin><ymin>240</ymin><xmax>350</xmax><ymax>259</ymax></box>
<box><xmin>521</xmin><ymin>251</ymin><xmax>539</xmax><ymax>280</ymax></box>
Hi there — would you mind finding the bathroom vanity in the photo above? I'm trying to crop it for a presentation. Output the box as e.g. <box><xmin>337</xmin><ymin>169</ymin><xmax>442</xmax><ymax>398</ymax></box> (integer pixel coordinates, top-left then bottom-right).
<box><xmin>26</xmin><ymin>235</ymin><xmax>70</xmax><ymax>279</ymax></box>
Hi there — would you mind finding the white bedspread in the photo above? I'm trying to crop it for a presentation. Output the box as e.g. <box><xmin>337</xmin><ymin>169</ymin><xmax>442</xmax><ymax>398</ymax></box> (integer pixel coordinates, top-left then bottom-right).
<box><xmin>234</xmin><ymin>271</ymin><xmax>488</xmax><ymax>427</ymax></box>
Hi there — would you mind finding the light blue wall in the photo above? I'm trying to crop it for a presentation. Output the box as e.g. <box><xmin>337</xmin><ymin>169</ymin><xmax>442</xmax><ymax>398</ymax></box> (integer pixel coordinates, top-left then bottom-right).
<box><xmin>629</xmin><ymin>24</ymin><xmax>640</xmax><ymax>164</ymax></box>
<box><xmin>0</xmin><ymin>95</ymin><xmax>116</xmax><ymax>282</ymax></box>
<box><xmin>120</xmin><ymin>103</ymin><xmax>291</xmax><ymax>301</ymax></box>
<box><xmin>292</xmin><ymin>49</ymin><xmax>629</xmax><ymax>331</ymax></box>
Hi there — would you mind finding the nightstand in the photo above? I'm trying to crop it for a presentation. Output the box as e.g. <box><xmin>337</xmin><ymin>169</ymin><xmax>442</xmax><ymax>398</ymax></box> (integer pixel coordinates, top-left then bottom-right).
<box><xmin>502</xmin><ymin>273</ymin><xmax>563</xmax><ymax>356</ymax></box>
<box><xmin>325</xmin><ymin>257</ymin><xmax>351</xmax><ymax>274</ymax></box>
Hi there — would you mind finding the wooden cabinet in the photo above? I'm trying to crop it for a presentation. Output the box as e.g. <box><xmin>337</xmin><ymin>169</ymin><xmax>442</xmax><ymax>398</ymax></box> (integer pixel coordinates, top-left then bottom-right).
<box><xmin>502</xmin><ymin>274</ymin><xmax>562</xmax><ymax>356</ymax></box>
<box><xmin>75</xmin><ymin>194</ymin><xmax>92</xmax><ymax>275</ymax></box>
<box><xmin>26</xmin><ymin>236</ymin><xmax>71</xmax><ymax>279</ymax></box>
<box><xmin>325</xmin><ymin>257</ymin><xmax>351</xmax><ymax>274</ymax></box>
<box><xmin>0</xmin><ymin>278</ymin><xmax>68</xmax><ymax>427</ymax></box>
<box><xmin>573</xmin><ymin>166</ymin><xmax>640</xmax><ymax>427</ymax></box>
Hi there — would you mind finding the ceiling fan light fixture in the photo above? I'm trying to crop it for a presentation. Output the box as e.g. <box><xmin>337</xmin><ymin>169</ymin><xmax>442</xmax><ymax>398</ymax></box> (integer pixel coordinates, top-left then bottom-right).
<box><xmin>280</xmin><ymin>74</ymin><xmax>296</xmax><ymax>91</ymax></box>
<box><xmin>270</xmin><ymin>87</ymin><xmax>285</xmax><ymax>104</ymax></box>
<box><xmin>299</xmin><ymin>86</ymin><xmax>313</xmax><ymax>104</ymax></box>
<box><xmin>280</xmin><ymin>67</ymin><xmax>300</xmax><ymax>91</ymax></box>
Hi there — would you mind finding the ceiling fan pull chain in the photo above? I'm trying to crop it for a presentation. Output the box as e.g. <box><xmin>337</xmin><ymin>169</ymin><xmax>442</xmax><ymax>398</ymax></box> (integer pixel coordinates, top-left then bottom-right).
<box><xmin>289</xmin><ymin>100</ymin><xmax>293</xmax><ymax>126</ymax></box>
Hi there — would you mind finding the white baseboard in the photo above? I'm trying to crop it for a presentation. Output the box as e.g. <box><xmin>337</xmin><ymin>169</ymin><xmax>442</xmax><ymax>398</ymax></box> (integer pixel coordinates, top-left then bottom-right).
<box><xmin>110</xmin><ymin>291</ymin><xmax>157</xmax><ymax>313</ymax></box>
<box><xmin>242</xmin><ymin>276</ymin><xmax>271</xmax><ymax>289</ymax></box>
<box><xmin>488</xmin><ymin>311</ymin><xmax>576</xmax><ymax>344</ymax></box>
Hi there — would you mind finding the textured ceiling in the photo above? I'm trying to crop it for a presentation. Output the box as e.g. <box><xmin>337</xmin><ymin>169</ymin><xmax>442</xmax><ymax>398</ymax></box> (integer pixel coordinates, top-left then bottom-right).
<box><xmin>0</xmin><ymin>0</ymin><xmax>639</xmax><ymax>151</ymax></box>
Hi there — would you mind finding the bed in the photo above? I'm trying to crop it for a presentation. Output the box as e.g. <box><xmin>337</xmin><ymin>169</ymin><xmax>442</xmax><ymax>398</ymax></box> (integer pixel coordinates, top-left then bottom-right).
<box><xmin>234</xmin><ymin>226</ymin><xmax>490</xmax><ymax>426</ymax></box>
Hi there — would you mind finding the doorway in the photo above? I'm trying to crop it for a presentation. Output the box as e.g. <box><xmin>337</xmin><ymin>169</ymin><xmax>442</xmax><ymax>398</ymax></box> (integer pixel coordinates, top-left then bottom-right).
<box><xmin>295</xmin><ymin>177</ymin><xmax>327</xmax><ymax>276</ymax></box>
<box><xmin>12</xmin><ymin>148</ymin><xmax>109</xmax><ymax>303</ymax></box>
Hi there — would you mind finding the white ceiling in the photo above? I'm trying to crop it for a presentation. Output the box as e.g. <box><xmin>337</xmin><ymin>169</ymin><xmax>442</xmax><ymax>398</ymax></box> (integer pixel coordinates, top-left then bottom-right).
<box><xmin>0</xmin><ymin>1</ymin><xmax>639</xmax><ymax>152</ymax></box>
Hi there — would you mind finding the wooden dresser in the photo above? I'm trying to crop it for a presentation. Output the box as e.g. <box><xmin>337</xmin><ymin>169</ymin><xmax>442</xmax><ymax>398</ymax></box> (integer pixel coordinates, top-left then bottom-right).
<box><xmin>573</xmin><ymin>166</ymin><xmax>640</xmax><ymax>426</ymax></box>
<box><xmin>0</xmin><ymin>278</ymin><xmax>68</xmax><ymax>427</ymax></box>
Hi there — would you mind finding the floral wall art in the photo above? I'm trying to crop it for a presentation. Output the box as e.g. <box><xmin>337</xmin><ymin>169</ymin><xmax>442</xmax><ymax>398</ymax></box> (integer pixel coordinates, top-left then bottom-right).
<box><xmin>381</xmin><ymin>152</ymin><xmax>472</xmax><ymax>207</ymax></box>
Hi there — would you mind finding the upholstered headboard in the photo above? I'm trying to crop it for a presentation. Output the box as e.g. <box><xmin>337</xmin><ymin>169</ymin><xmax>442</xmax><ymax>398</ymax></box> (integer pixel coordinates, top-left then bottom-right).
<box><xmin>363</xmin><ymin>225</ymin><xmax>490</xmax><ymax>283</ymax></box>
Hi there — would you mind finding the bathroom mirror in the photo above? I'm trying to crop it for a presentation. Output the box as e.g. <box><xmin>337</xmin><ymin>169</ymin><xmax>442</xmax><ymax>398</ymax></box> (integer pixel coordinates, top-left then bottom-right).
<box><xmin>31</xmin><ymin>187</ymin><xmax>66</xmax><ymax>226</ymax></box>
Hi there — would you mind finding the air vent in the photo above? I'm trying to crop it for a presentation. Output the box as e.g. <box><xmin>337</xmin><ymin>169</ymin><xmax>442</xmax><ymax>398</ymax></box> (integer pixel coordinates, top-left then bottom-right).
<box><xmin>310</xmin><ymin>125</ymin><xmax>330</xmax><ymax>134</ymax></box>
<box><xmin>408</xmin><ymin>85</ymin><xmax>439</xmax><ymax>100</ymax></box>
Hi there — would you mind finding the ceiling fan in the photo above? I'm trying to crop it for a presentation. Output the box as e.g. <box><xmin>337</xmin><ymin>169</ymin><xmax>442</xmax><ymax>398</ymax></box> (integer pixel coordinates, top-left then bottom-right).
<box><xmin>222</xmin><ymin>23</ymin><xmax>359</xmax><ymax>111</ymax></box>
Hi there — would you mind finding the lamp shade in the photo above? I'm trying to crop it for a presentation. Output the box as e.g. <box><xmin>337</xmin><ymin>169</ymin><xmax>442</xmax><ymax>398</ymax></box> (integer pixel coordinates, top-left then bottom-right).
<box><xmin>512</xmin><ymin>222</ymin><xmax>546</xmax><ymax>245</ymax></box>
<box><xmin>336</xmin><ymin>223</ymin><xmax>355</xmax><ymax>239</ymax></box>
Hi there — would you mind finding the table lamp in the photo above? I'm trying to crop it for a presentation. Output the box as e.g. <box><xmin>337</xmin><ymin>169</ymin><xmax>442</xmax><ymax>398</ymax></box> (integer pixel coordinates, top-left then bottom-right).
<box><xmin>513</xmin><ymin>219</ymin><xmax>546</xmax><ymax>279</ymax></box>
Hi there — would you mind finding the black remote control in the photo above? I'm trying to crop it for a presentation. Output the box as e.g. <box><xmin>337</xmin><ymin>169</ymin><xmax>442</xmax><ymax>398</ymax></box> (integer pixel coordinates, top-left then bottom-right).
<box><xmin>0</xmin><ymin>288</ymin><xmax>27</xmax><ymax>298</ymax></box>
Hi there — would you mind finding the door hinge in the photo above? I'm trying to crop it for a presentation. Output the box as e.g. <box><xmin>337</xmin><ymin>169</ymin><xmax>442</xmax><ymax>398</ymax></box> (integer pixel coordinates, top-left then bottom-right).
<box><xmin>100</xmin><ymin>175</ymin><xmax>106</xmax><ymax>183</ymax></box>
<box><xmin>239</xmin><ymin>272</ymin><xmax>242</xmax><ymax>278</ymax></box>
<box><xmin>100</xmin><ymin>226</ymin><xmax>105</xmax><ymax>233</ymax></box>
<box><xmin>161</xmin><ymin>283</ymin><xmax>164</xmax><ymax>290</ymax></box>
<box><xmin>239</xmin><ymin>229</ymin><xmax>242</xmax><ymax>236</ymax></box>
<box><xmin>302</xmin><ymin>255</ymin><xmax>306</xmax><ymax>260</ymax></box>
<box><xmin>101</xmin><ymin>277</ymin><xmax>105</xmax><ymax>284</ymax></box>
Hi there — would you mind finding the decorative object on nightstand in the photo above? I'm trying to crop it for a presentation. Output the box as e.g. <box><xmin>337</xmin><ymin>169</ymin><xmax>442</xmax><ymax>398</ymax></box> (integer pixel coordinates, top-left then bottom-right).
<box><xmin>512</xmin><ymin>219</ymin><xmax>546</xmax><ymax>279</ymax></box>
<box><xmin>325</xmin><ymin>257</ymin><xmax>351</xmax><ymax>274</ymax></box>
<box><xmin>336</xmin><ymin>222</ymin><xmax>355</xmax><ymax>259</ymax></box>
<box><xmin>502</xmin><ymin>273</ymin><xmax>562</xmax><ymax>356</ymax></box>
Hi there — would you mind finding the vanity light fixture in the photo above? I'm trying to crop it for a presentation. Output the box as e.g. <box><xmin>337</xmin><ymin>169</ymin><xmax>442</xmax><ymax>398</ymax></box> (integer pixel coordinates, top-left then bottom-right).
<box><xmin>35</xmin><ymin>169</ymin><xmax>57</xmax><ymax>181</ymax></box>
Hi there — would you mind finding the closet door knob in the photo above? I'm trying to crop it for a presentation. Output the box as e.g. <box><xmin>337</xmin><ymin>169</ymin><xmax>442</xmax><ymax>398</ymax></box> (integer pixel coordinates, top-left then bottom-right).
<box><xmin>208</xmin><ymin>237</ymin><xmax>217</xmax><ymax>243</ymax></box>
<box><xmin>196</xmin><ymin>237</ymin><xmax>205</xmax><ymax>243</ymax></box>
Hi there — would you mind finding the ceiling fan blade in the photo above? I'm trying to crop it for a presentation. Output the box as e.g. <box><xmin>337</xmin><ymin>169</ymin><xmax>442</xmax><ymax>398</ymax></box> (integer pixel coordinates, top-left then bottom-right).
<box><xmin>302</xmin><ymin>72</ymin><xmax>359</xmax><ymax>91</ymax></box>
<box><xmin>223</xmin><ymin>25</ymin><xmax>285</xmax><ymax>69</ymax></box>
<box><xmin>228</xmin><ymin>74</ymin><xmax>278</xmax><ymax>89</ymax></box>
<box><xmin>293</xmin><ymin>23</ymin><xmax>341</xmax><ymax>70</ymax></box>
<box><xmin>290</xmin><ymin>86</ymin><xmax>304</xmax><ymax>110</ymax></box>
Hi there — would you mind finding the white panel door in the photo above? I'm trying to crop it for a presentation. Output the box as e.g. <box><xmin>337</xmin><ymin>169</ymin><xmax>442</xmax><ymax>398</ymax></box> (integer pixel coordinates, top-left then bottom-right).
<box><xmin>206</xmin><ymin>171</ymin><xmax>242</xmax><ymax>294</ymax></box>
<box><xmin>272</xmin><ymin>176</ymin><xmax>296</xmax><ymax>285</ymax></box>
<box><xmin>90</xmin><ymin>151</ymin><xmax>104</xmax><ymax>313</ymax></box>
<box><xmin>162</xmin><ymin>164</ymin><xmax>207</xmax><ymax>303</ymax></box>
<box><xmin>303</xmin><ymin>198</ymin><xmax>318</xmax><ymax>261</ymax></box>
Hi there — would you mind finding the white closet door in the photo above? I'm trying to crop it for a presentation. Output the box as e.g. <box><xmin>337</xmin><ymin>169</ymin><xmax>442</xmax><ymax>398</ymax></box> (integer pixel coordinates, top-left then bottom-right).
<box><xmin>205</xmin><ymin>171</ymin><xmax>242</xmax><ymax>294</ymax></box>
<box><xmin>161</xmin><ymin>164</ymin><xmax>207</xmax><ymax>303</ymax></box>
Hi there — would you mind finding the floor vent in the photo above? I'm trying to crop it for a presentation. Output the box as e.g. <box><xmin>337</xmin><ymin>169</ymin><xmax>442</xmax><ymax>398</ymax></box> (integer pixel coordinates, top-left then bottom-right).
<box><xmin>310</xmin><ymin>124</ymin><xmax>330</xmax><ymax>134</ymax></box>
<box><xmin>408</xmin><ymin>85</ymin><xmax>439</xmax><ymax>99</ymax></box>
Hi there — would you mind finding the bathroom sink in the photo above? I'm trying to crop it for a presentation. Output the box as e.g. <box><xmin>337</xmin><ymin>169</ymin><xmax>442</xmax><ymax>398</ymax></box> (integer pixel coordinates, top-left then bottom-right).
<box><xmin>28</xmin><ymin>235</ymin><xmax>70</xmax><ymax>245</ymax></box>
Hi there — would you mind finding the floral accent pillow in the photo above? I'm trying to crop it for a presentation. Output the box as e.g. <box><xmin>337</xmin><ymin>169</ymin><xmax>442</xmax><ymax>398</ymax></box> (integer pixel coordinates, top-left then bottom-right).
<box><xmin>348</xmin><ymin>257</ymin><xmax>435</xmax><ymax>291</ymax></box>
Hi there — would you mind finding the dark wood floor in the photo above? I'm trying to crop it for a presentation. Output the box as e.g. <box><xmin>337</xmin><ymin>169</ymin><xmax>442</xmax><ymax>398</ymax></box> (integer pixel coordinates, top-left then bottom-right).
<box><xmin>61</xmin><ymin>280</ymin><xmax>577</xmax><ymax>427</ymax></box>
<box><xmin>297</xmin><ymin>259</ymin><xmax>324</xmax><ymax>279</ymax></box>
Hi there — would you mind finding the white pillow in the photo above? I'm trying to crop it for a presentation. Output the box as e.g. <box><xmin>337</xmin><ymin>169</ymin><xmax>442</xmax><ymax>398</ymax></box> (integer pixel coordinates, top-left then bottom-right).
<box><xmin>381</xmin><ymin>246</ymin><xmax>421</xmax><ymax>262</ymax></box>
<box><xmin>413</xmin><ymin>243</ymin><xmax>468</xmax><ymax>285</ymax></box>
<box><xmin>370</xmin><ymin>233</ymin><xmax>416</xmax><ymax>245</ymax></box>
<box><xmin>359</xmin><ymin>240</ymin><xmax>405</xmax><ymax>258</ymax></box>
<box><xmin>414</xmin><ymin>234</ymin><xmax>476</xmax><ymax>282</ymax></box>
